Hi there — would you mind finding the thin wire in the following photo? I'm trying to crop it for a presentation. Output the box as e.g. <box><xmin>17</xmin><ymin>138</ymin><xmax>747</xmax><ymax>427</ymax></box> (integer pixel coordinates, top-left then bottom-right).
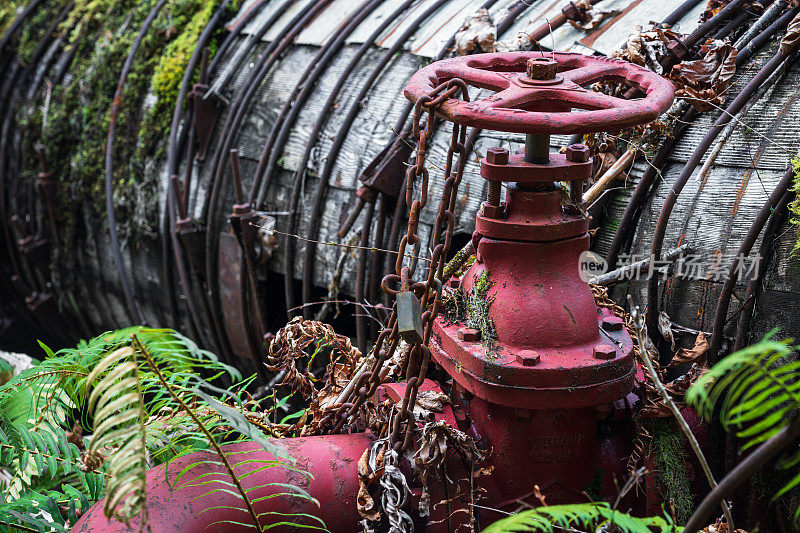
<box><xmin>249</xmin><ymin>222</ymin><xmax>433</xmax><ymax>263</ymax></box>
<box><xmin>673</xmin><ymin>96</ymin><xmax>795</xmax><ymax>155</ymax></box>
<box><xmin>518</xmin><ymin>0</ymin><xmax>556</xmax><ymax>58</ymax></box>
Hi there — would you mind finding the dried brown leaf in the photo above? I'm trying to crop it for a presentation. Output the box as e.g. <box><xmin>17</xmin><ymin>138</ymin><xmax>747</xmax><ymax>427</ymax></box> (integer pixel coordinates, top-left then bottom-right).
<box><xmin>669</xmin><ymin>332</ymin><xmax>709</xmax><ymax>367</ymax></box>
<box><xmin>613</xmin><ymin>24</ymin><xmax>682</xmax><ymax>74</ymax></box>
<box><xmin>670</xmin><ymin>39</ymin><xmax>737</xmax><ymax>111</ymax></box>
<box><xmin>658</xmin><ymin>311</ymin><xmax>676</xmax><ymax>351</ymax></box>
<box><xmin>781</xmin><ymin>12</ymin><xmax>800</xmax><ymax>54</ymax></box>
<box><xmin>454</xmin><ymin>8</ymin><xmax>496</xmax><ymax>55</ymax></box>
<box><xmin>413</xmin><ymin>390</ymin><xmax>450</xmax><ymax>417</ymax></box>
<box><xmin>567</xmin><ymin>0</ymin><xmax>620</xmax><ymax>32</ymax></box>
<box><xmin>593</xmin><ymin>150</ymin><xmax>618</xmax><ymax>179</ymax></box>
<box><xmin>357</xmin><ymin>448</ymin><xmax>381</xmax><ymax>521</ymax></box>
<box><xmin>701</xmin><ymin>1</ymin><xmax>762</xmax><ymax>23</ymax></box>
<box><xmin>639</xmin><ymin>399</ymin><xmax>677</xmax><ymax>418</ymax></box>
<box><xmin>701</xmin><ymin>517</ymin><xmax>751</xmax><ymax>532</ymax></box>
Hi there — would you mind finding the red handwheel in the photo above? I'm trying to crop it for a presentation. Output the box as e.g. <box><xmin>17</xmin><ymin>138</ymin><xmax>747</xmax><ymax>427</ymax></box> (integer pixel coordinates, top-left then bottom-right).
<box><xmin>404</xmin><ymin>51</ymin><xmax>675</xmax><ymax>134</ymax></box>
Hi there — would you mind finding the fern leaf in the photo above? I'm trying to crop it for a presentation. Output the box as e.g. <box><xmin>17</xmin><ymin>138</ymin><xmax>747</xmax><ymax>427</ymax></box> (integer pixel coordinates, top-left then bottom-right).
<box><xmin>85</xmin><ymin>345</ymin><xmax>149</xmax><ymax>528</ymax></box>
<box><xmin>686</xmin><ymin>330</ymin><xmax>800</xmax><ymax>519</ymax></box>
<box><xmin>482</xmin><ymin>502</ymin><xmax>678</xmax><ymax>533</ymax></box>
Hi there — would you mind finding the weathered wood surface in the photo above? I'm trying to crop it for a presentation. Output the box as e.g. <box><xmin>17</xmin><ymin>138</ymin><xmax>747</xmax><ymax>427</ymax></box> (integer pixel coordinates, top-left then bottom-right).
<box><xmin>151</xmin><ymin>0</ymin><xmax>798</xmax><ymax>340</ymax></box>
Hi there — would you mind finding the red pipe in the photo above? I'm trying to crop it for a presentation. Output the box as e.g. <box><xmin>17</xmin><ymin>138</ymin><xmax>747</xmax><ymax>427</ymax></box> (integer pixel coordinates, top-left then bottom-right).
<box><xmin>72</xmin><ymin>434</ymin><xmax>374</xmax><ymax>533</ymax></box>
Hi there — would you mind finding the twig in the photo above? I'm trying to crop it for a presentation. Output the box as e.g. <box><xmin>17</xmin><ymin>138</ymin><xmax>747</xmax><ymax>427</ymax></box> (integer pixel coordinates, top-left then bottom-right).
<box><xmin>627</xmin><ymin>296</ymin><xmax>735</xmax><ymax>531</ymax></box>
<box><xmin>250</xmin><ymin>222</ymin><xmax>431</xmax><ymax>263</ymax></box>
<box><xmin>442</xmin><ymin>240</ymin><xmax>475</xmax><ymax>282</ymax></box>
<box><xmin>613</xmin><ymin>466</ymin><xmax>647</xmax><ymax>510</ymax></box>
<box><xmin>583</xmin><ymin>147</ymin><xmax>636</xmax><ymax>205</ymax></box>
<box><xmin>593</xmin><ymin>245</ymin><xmax>689</xmax><ymax>286</ymax></box>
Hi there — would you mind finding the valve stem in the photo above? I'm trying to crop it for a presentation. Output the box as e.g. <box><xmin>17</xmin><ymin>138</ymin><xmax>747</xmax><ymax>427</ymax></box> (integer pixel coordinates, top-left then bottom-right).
<box><xmin>525</xmin><ymin>133</ymin><xmax>550</xmax><ymax>165</ymax></box>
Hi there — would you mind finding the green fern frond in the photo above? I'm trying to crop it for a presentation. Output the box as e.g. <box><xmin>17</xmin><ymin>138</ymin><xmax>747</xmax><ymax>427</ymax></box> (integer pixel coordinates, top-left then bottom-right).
<box><xmin>85</xmin><ymin>345</ymin><xmax>149</xmax><ymax>528</ymax></box>
<box><xmin>686</xmin><ymin>330</ymin><xmax>800</xmax><ymax>513</ymax></box>
<box><xmin>0</xmin><ymin>326</ymin><xmax>321</xmax><ymax>531</ymax></box>
<box><xmin>686</xmin><ymin>330</ymin><xmax>797</xmax><ymax>447</ymax></box>
<box><xmin>481</xmin><ymin>502</ymin><xmax>679</xmax><ymax>533</ymax></box>
<box><xmin>0</xmin><ymin>412</ymin><xmax>89</xmax><ymax>503</ymax></box>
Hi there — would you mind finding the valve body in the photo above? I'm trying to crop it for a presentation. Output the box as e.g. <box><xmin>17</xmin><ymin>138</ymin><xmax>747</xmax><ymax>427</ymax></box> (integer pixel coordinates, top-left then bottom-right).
<box><xmin>430</xmin><ymin>137</ymin><xmax>637</xmax><ymax>512</ymax></box>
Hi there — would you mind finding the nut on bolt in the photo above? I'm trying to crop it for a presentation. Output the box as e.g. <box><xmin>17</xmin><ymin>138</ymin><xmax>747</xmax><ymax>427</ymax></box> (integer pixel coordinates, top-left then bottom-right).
<box><xmin>482</xmin><ymin>201</ymin><xmax>505</xmax><ymax>219</ymax></box>
<box><xmin>486</xmin><ymin>147</ymin><xmax>509</xmax><ymax>165</ymax></box>
<box><xmin>593</xmin><ymin>344</ymin><xmax>616</xmax><ymax>360</ymax></box>
<box><xmin>515</xmin><ymin>349</ymin><xmax>541</xmax><ymax>367</ymax></box>
<box><xmin>527</xmin><ymin>57</ymin><xmax>558</xmax><ymax>80</ymax></box>
<box><xmin>458</xmin><ymin>327</ymin><xmax>481</xmax><ymax>342</ymax></box>
<box><xmin>601</xmin><ymin>316</ymin><xmax>624</xmax><ymax>332</ymax></box>
<box><xmin>565</xmin><ymin>143</ymin><xmax>590</xmax><ymax>163</ymax></box>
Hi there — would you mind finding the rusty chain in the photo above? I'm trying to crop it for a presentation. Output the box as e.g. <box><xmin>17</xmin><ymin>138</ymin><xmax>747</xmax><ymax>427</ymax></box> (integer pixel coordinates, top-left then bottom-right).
<box><xmin>331</xmin><ymin>79</ymin><xmax>469</xmax><ymax>453</ymax></box>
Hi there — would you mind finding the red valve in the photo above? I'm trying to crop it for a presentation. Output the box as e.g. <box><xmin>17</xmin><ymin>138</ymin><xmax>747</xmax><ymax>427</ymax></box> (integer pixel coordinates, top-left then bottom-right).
<box><xmin>404</xmin><ymin>51</ymin><xmax>675</xmax><ymax>134</ymax></box>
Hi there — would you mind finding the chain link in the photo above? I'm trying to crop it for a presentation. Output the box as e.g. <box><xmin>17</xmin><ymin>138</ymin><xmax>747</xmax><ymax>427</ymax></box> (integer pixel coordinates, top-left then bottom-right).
<box><xmin>332</xmin><ymin>79</ymin><xmax>470</xmax><ymax>452</ymax></box>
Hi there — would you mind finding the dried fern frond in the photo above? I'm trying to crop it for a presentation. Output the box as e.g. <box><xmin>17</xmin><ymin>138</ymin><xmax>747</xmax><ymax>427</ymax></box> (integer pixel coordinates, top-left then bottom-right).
<box><xmin>266</xmin><ymin>317</ymin><xmax>362</xmax><ymax>402</ymax></box>
<box><xmin>85</xmin><ymin>345</ymin><xmax>149</xmax><ymax>528</ymax></box>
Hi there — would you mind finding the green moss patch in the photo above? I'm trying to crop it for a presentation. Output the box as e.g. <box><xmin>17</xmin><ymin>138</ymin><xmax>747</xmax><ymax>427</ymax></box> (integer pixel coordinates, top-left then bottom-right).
<box><xmin>466</xmin><ymin>270</ymin><xmax>498</xmax><ymax>353</ymax></box>
<box><xmin>30</xmin><ymin>0</ymin><xmax>237</xmax><ymax>244</ymax></box>
<box><xmin>647</xmin><ymin>419</ymin><xmax>693</xmax><ymax>524</ymax></box>
<box><xmin>787</xmin><ymin>143</ymin><xmax>800</xmax><ymax>253</ymax></box>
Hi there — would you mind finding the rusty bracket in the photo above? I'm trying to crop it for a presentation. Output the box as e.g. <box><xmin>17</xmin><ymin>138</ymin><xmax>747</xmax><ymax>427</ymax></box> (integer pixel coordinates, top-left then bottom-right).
<box><xmin>229</xmin><ymin>204</ymin><xmax>260</xmax><ymax>254</ymax></box>
<box><xmin>338</xmin><ymin>135</ymin><xmax>413</xmax><ymax>236</ymax></box>
<box><xmin>191</xmin><ymin>83</ymin><xmax>222</xmax><ymax>162</ymax></box>
<box><xmin>175</xmin><ymin>217</ymin><xmax>207</xmax><ymax>281</ymax></box>
<box><xmin>171</xmin><ymin>173</ymin><xmax>208</xmax><ymax>280</ymax></box>
<box><xmin>11</xmin><ymin>215</ymin><xmax>51</xmax><ymax>273</ymax></box>
<box><xmin>561</xmin><ymin>1</ymin><xmax>589</xmax><ymax>24</ymax></box>
<box><xmin>227</xmin><ymin>150</ymin><xmax>268</xmax><ymax>371</ymax></box>
<box><xmin>228</xmin><ymin>150</ymin><xmax>261</xmax><ymax>258</ymax></box>
<box><xmin>359</xmin><ymin>135</ymin><xmax>413</xmax><ymax>197</ymax></box>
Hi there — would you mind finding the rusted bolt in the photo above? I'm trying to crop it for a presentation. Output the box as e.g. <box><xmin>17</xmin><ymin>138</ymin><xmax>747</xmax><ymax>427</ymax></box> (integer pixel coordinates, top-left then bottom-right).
<box><xmin>593</xmin><ymin>344</ymin><xmax>617</xmax><ymax>360</ymax></box>
<box><xmin>515</xmin><ymin>349</ymin><xmax>541</xmax><ymax>367</ymax></box>
<box><xmin>487</xmin><ymin>181</ymin><xmax>502</xmax><ymax>207</ymax></box>
<box><xmin>233</xmin><ymin>203</ymin><xmax>252</xmax><ymax>215</ymax></box>
<box><xmin>565</xmin><ymin>143</ymin><xmax>590</xmax><ymax>163</ymax></box>
<box><xmin>601</xmin><ymin>316</ymin><xmax>624</xmax><ymax>332</ymax></box>
<box><xmin>482</xmin><ymin>202</ymin><xmax>505</xmax><ymax>219</ymax></box>
<box><xmin>486</xmin><ymin>146</ymin><xmax>509</xmax><ymax>165</ymax></box>
<box><xmin>527</xmin><ymin>57</ymin><xmax>558</xmax><ymax>80</ymax></box>
<box><xmin>667</xmin><ymin>38</ymin><xmax>689</xmax><ymax>61</ymax></box>
<box><xmin>458</xmin><ymin>327</ymin><xmax>481</xmax><ymax>342</ymax></box>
